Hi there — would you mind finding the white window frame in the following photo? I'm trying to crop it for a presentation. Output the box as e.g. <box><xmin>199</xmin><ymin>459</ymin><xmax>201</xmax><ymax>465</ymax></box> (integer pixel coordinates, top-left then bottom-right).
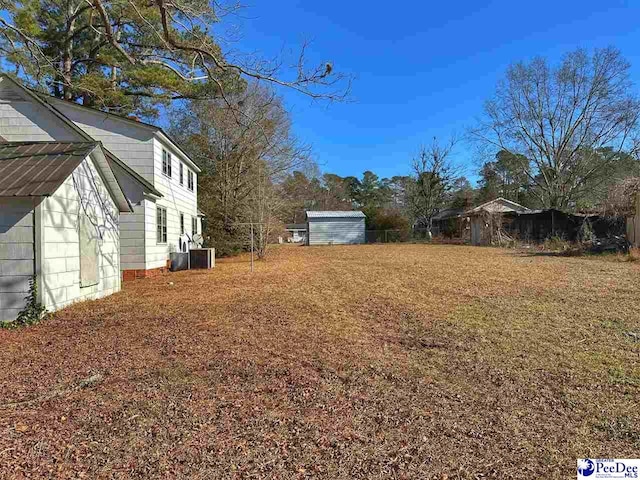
<box><xmin>180</xmin><ymin>212</ymin><xmax>185</xmax><ymax>235</ymax></box>
<box><xmin>179</xmin><ymin>162</ymin><xmax>184</xmax><ymax>185</ymax></box>
<box><xmin>157</xmin><ymin>206</ymin><xmax>167</xmax><ymax>244</ymax></box>
<box><xmin>192</xmin><ymin>216</ymin><xmax>198</xmax><ymax>235</ymax></box>
<box><xmin>187</xmin><ymin>169</ymin><xmax>194</xmax><ymax>191</ymax></box>
<box><xmin>162</xmin><ymin>149</ymin><xmax>172</xmax><ymax>177</ymax></box>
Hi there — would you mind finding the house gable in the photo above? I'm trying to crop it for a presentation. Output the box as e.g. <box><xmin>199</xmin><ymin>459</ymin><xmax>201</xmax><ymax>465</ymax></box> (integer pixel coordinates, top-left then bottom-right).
<box><xmin>467</xmin><ymin>197</ymin><xmax>529</xmax><ymax>215</ymax></box>
<box><xmin>0</xmin><ymin>77</ymin><xmax>80</xmax><ymax>142</ymax></box>
<box><xmin>44</xmin><ymin>96</ymin><xmax>201</xmax><ymax>174</ymax></box>
<box><xmin>0</xmin><ymin>75</ymin><xmax>154</xmax><ymax>205</ymax></box>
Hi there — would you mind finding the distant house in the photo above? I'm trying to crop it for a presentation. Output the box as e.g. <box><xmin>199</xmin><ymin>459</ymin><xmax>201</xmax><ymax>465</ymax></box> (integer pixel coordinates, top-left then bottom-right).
<box><xmin>0</xmin><ymin>142</ymin><xmax>131</xmax><ymax>323</ymax></box>
<box><xmin>306</xmin><ymin>211</ymin><xmax>366</xmax><ymax>246</ymax></box>
<box><xmin>467</xmin><ymin>199</ymin><xmax>621</xmax><ymax>246</ymax></box>
<box><xmin>285</xmin><ymin>224</ymin><xmax>307</xmax><ymax>243</ymax></box>
<box><xmin>466</xmin><ymin>198</ymin><xmax>530</xmax><ymax>245</ymax></box>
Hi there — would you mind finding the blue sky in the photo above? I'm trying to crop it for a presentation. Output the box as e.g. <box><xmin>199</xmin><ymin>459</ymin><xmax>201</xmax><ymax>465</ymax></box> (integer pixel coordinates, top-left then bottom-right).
<box><xmin>230</xmin><ymin>0</ymin><xmax>640</xmax><ymax>183</ymax></box>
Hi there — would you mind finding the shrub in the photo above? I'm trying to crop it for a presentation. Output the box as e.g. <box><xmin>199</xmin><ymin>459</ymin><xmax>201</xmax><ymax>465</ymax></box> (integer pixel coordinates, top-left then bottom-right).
<box><xmin>577</xmin><ymin>219</ymin><xmax>596</xmax><ymax>245</ymax></box>
<box><xmin>542</xmin><ymin>235</ymin><xmax>570</xmax><ymax>252</ymax></box>
<box><xmin>2</xmin><ymin>276</ymin><xmax>47</xmax><ymax>329</ymax></box>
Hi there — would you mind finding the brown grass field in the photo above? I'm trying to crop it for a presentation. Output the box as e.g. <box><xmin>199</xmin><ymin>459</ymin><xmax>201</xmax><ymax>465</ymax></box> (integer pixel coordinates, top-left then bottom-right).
<box><xmin>1</xmin><ymin>244</ymin><xmax>639</xmax><ymax>479</ymax></box>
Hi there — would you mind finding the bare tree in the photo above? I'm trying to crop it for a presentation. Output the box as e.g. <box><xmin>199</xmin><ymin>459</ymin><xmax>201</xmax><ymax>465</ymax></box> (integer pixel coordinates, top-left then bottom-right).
<box><xmin>169</xmin><ymin>84</ymin><xmax>312</xmax><ymax>257</ymax></box>
<box><xmin>604</xmin><ymin>177</ymin><xmax>640</xmax><ymax>217</ymax></box>
<box><xmin>407</xmin><ymin>136</ymin><xmax>459</xmax><ymax>238</ymax></box>
<box><xmin>472</xmin><ymin>47</ymin><xmax>640</xmax><ymax>210</ymax></box>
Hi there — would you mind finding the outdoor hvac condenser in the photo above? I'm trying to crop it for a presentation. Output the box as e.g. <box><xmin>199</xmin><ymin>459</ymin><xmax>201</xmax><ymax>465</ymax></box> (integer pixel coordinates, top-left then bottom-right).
<box><xmin>189</xmin><ymin>248</ymin><xmax>215</xmax><ymax>269</ymax></box>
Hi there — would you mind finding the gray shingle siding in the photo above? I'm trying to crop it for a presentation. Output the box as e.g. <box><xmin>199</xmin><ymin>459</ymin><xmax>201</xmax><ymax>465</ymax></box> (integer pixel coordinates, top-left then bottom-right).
<box><xmin>307</xmin><ymin>217</ymin><xmax>365</xmax><ymax>245</ymax></box>
<box><xmin>0</xmin><ymin>198</ymin><xmax>34</xmax><ymax>322</ymax></box>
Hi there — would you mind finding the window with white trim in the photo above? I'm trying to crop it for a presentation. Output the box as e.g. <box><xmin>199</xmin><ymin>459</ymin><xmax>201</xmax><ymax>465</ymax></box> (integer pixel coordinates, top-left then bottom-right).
<box><xmin>156</xmin><ymin>206</ymin><xmax>167</xmax><ymax>243</ymax></box>
<box><xmin>187</xmin><ymin>169</ymin><xmax>194</xmax><ymax>191</ymax></box>
<box><xmin>162</xmin><ymin>149</ymin><xmax>172</xmax><ymax>177</ymax></box>
<box><xmin>180</xmin><ymin>212</ymin><xmax>185</xmax><ymax>235</ymax></box>
<box><xmin>179</xmin><ymin>162</ymin><xmax>184</xmax><ymax>185</ymax></box>
<box><xmin>192</xmin><ymin>216</ymin><xmax>198</xmax><ymax>235</ymax></box>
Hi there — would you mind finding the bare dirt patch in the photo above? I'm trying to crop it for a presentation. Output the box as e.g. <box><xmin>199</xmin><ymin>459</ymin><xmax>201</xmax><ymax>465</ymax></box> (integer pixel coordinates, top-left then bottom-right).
<box><xmin>1</xmin><ymin>244</ymin><xmax>639</xmax><ymax>478</ymax></box>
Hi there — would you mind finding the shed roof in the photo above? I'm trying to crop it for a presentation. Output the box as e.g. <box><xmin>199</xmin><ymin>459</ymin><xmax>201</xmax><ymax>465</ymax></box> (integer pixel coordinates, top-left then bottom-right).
<box><xmin>466</xmin><ymin>197</ymin><xmax>529</xmax><ymax>215</ymax></box>
<box><xmin>306</xmin><ymin>211</ymin><xmax>366</xmax><ymax>219</ymax></box>
<box><xmin>286</xmin><ymin>223</ymin><xmax>307</xmax><ymax>230</ymax></box>
<box><xmin>433</xmin><ymin>207</ymin><xmax>465</xmax><ymax>221</ymax></box>
<box><xmin>0</xmin><ymin>141</ymin><xmax>99</xmax><ymax>196</ymax></box>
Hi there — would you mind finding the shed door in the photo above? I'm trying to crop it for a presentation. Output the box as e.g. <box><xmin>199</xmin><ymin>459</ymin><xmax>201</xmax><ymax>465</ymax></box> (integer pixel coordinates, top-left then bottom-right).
<box><xmin>471</xmin><ymin>218</ymin><xmax>482</xmax><ymax>246</ymax></box>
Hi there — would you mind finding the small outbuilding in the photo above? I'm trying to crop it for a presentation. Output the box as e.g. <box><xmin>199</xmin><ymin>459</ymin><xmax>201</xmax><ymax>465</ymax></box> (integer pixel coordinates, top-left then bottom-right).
<box><xmin>467</xmin><ymin>198</ymin><xmax>530</xmax><ymax>245</ymax></box>
<box><xmin>305</xmin><ymin>211</ymin><xmax>366</xmax><ymax>246</ymax></box>
<box><xmin>285</xmin><ymin>223</ymin><xmax>307</xmax><ymax>243</ymax></box>
<box><xmin>0</xmin><ymin>141</ymin><xmax>131</xmax><ymax>322</ymax></box>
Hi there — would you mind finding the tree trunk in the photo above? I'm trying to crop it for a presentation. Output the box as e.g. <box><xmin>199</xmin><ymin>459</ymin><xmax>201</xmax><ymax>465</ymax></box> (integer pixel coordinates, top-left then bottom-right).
<box><xmin>62</xmin><ymin>2</ymin><xmax>76</xmax><ymax>101</ymax></box>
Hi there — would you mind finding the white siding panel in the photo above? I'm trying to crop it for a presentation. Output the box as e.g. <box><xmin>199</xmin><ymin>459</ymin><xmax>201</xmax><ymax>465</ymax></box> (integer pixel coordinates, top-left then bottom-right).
<box><xmin>147</xmin><ymin>138</ymin><xmax>199</xmax><ymax>269</ymax></box>
<box><xmin>119</xmin><ymin>204</ymin><xmax>145</xmax><ymax>271</ymax></box>
<box><xmin>144</xmin><ymin>198</ymin><xmax>167</xmax><ymax>269</ymax></box>
<box><xmin>51</xmin><ymin>102</ymin><xmax>156</xmax><ymax>183</ymax></box>
<box><xmin>40</xmin><ymin>156</ymin><xmax>121</xmax><ymax>312</ymax></box>
<box><xmin>308</xmin><ymin>218</ymin><xmax>365</xmax><ymax>246</ymax></box>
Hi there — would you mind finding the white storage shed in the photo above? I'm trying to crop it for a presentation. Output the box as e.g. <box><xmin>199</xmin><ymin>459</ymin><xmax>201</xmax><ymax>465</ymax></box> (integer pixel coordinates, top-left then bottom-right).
<box><xmin>306</xmin><ymin>211</ymin><xmax>366</xmax><ymax>246</ymax></box>
<box><xmin>0</xmin><ymin>141</ymin><xmax>131</xmax><ymax>322</ymax></box>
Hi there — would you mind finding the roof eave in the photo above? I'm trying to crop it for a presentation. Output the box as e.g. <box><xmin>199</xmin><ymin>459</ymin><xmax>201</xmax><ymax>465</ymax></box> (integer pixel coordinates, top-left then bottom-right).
<box><xmin>104</xmin><ymin>149</ymin><xmax>163</xmax><ymax>198</ymax></box>
<box><xmin>89</xmin><ymin>145</ymin><xmax>133</xmax><ymax>213</ymax></box>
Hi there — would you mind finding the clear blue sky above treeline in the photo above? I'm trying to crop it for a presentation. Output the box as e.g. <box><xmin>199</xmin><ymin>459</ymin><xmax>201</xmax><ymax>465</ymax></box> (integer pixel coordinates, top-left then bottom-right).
<box><xmin>230</xmin><ymin>1</ymin><xmax>640</xmax><ymax>184</ymax></box>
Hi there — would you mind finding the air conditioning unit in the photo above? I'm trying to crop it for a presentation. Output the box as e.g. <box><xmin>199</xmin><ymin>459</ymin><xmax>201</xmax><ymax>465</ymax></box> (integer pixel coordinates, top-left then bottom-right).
<box><xmin>189</xmin><ymin>248</ymin><xmax>215</xmax><ymax>269</ymax></box>
<box><xmin>169</xmin><ymin>252</ymin><xmax>189</xmax><ymax>271</ymax></box>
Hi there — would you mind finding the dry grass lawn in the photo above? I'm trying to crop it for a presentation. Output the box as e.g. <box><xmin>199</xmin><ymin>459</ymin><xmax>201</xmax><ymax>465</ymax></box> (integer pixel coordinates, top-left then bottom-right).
<box><xmin>1</xmin><ymin>244</ymin><xmax>639</xmax><ymax>479</ymax></box>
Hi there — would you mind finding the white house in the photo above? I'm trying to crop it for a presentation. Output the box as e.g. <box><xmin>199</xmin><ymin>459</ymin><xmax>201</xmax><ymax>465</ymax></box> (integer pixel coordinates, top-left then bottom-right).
<box><xmin>0</xmin><ymin>141</ymin><xmax>131</xmax><ymax>322</ymax></box>
<box><xmin>306</xmin><ymin>211</ymin><xmax>366</xmax><ymax>245</ymax></box>
<box><xmin>0</xmin><ymin>74</ymin><xmax>202</xmax><ymax>281</ymax></box>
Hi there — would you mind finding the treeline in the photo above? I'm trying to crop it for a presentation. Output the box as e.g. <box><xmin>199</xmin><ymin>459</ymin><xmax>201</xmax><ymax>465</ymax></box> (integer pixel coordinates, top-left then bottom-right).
<box><xmin>278</xmin><ymin>144</ymin><xmax>640</xmax><ymax>236</ymax></box>
<box><xmin>280</xmin><ymin>171</ymin><xmax>413</xmax><ymax>231</ymax></box>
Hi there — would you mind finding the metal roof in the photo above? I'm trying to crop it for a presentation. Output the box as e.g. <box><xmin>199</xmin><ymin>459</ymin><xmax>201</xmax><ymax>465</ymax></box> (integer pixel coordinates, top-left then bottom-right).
<box><xmin>0</xmin><ymin>142</ymin><xmax>99</xmax><ymax>197</ymax></box>
<box><xmin>466</xmin><ymin>197</ymin><xmax>529</xmax><ymax>215</ymax></box>
<box><xmin>306</xmin><ymin>210</ymin><xmax>366</xmax><ymax>219</ymax></box>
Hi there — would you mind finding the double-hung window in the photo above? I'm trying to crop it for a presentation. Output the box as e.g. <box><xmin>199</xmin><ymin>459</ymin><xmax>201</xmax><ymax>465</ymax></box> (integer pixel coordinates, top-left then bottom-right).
<box><xmin>156</xmin><ymin>206</ymin><xmax>167</xmax><ymax>243</ymax></box>
<box><xmin>162</xmin><ymin>149</ymin><xmax>172</xmax><ymax>177</ymax></box>
<box><xmin>187</xmin><ymin>170</ymin><xmax>194</xmax><ymax>191</ymax></box>
<box><xmin>179</xmin><ymin>163</ymin><xmax>184</xmax><ymax>185</ymax></box>
<box><xmin>192</xmin><ymin>216</ymin><xmax>198</xmax><ymax>235</ymax></box>
<box><xmin>180</xmin><ymin>213</ymin><xmax>185</xmax><ymax>235</ymax></box>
